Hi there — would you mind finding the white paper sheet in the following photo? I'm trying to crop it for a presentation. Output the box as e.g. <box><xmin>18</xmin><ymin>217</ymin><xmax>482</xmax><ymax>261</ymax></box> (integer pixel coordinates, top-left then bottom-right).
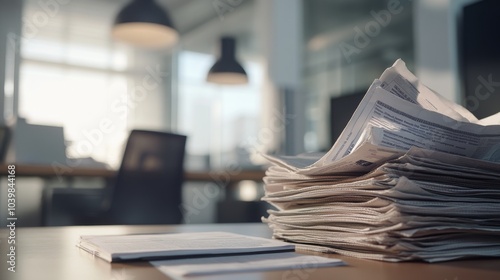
<box><xmin>150</xmin><ymin>252</ymin><xmax>344</xmax><ymax>279</ymax></box>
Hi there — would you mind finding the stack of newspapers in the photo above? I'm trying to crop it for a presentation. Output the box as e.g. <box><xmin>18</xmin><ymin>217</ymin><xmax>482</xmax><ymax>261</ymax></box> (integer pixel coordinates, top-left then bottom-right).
<box><xmin>262</xmin><ymin>59</ymin><xmax>500</xmax><ymax>262</ymax></box>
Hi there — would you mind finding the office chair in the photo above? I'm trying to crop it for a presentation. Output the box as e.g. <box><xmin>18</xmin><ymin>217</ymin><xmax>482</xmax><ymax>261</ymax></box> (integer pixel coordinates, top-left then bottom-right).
<box><xmin>43</xmin><ymin>130</ymin><xmax>187</xmax><ymax>226</ymax></box>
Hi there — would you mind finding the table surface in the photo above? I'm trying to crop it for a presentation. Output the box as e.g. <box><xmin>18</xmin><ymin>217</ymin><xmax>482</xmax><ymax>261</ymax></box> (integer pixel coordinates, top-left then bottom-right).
<box><xmin>1</xmin><ymin>223</ymin><xmax>499</xmax><ymax>280</ymax></box>
<box><xmin>0</xmin><ymin>163</ymin><xmax>266</xmax><ymax>183</ymax></box>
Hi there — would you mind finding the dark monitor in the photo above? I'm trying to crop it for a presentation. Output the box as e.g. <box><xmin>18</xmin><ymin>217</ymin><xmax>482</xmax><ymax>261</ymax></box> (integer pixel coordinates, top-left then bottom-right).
<box><xmin>330</xmin><ymin>92</ymin><xmax>365</xmax><ymax>146</ymax></box>
<box><xmin>0</xmin><ymin>127</ymin><xmax>9</xmax><ymax>162</ymax></box>
<box><xmin>460</xmin><ymin>0</ymin><xmax>500</xmax><ymax>119</ymax></box>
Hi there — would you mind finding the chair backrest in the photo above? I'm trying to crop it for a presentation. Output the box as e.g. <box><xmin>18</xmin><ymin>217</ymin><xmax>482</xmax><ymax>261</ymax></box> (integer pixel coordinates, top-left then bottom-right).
<box><xmin>105</xmin><ymin>130</ymin><xmax>187</xmax><ymax>225</ymax></box>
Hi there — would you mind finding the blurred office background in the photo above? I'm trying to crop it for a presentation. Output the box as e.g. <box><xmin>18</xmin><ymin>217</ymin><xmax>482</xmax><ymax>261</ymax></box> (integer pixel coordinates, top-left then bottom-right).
<box><xmin>0</xmin><ymin>0</ymin><xmax>494</xmax><ymax>226</ymax></box>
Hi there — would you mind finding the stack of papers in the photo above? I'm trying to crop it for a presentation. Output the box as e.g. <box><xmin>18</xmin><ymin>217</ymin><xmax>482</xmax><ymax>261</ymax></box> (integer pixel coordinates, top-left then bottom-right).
<box><xmin>262</xmin><ymin>59</ymin><xmax>500</xmax><ymax>262</ymax></box>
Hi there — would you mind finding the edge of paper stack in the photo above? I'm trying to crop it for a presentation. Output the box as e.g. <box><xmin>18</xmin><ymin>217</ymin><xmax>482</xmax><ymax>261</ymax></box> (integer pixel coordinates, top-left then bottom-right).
<box><xmin>261</xmin><ymin>59</ymin><xmax>500</xmax><ymax>263</ymax></box>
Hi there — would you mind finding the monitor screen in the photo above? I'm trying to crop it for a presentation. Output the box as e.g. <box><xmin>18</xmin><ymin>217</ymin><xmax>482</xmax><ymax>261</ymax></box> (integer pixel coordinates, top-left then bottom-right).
<box><xmin>329</xmin><ymin>92</ymin><xmax>365</xmax><ymax>146</ymax></box>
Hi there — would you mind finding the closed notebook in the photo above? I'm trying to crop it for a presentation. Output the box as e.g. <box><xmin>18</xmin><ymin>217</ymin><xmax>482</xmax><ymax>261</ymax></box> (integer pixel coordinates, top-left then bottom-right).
<box><xmin>77</xmin><ymin>231</ymin><xmax>295</xmax><ymax>262</ymax></box>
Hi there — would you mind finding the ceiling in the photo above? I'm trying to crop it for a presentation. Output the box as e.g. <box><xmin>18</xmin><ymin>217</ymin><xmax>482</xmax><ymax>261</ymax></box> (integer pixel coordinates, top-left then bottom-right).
<box><xmin>157</xmin><ymin>0</ymin><xmax>257</xmax><ymax>56</ymax></box>
<box><xmin>55</xmin><ymin>0</ymin><xmax>411</xmax><ymax>61</ymax></box>
<box><xmin>156</xmin><ymin>0</ymin><xmax>220</xmax><ymax>35</ymax></box>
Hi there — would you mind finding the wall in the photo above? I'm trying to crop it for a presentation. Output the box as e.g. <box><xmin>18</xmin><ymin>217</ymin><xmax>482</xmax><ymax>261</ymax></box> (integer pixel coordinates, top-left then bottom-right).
<box><xmin>0</xmin><ymin>0</ymin><xmax>22</xmax><ymax>126</ymax></box>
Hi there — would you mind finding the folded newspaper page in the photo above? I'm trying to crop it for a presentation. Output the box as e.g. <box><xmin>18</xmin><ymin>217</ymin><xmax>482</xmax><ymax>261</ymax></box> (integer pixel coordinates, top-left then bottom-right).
<box><xmin>262</xmin><ymin>59</ymin><xmax>500</xmax><ymax>262</ymax></box>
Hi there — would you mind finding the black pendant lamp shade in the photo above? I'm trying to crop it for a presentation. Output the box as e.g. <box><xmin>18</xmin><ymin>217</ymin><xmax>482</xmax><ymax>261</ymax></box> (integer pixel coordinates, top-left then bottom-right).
<box><xmin>207</xmin><ymin>37</ymin><xmax>248</xmax><ymax>85</ymax></box>
<box><xmin>112</xmin><ymin>0</ymin><xmax>178</xmax><ymax>48</ymax></box>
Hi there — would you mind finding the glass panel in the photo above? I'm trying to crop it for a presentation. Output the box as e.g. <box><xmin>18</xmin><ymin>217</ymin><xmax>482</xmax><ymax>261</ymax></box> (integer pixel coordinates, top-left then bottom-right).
<box><xmin>303</xmin><ymin>0</ymin><xmax>415</xmax><ymax>151</ymax></box>
<box><xmin>19</xmin><ymin>62</ymin><xmax>129</xmax><ymax>168</ymax></box>
<box><xmin>177</xmin><ymin>51</ymin><xmax>263</xmax><ymax>170</ymax></box>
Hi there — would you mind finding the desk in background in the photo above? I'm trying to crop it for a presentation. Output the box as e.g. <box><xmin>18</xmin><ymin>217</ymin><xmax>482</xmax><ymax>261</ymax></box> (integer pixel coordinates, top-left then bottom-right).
<box><xmin>1</xmin><ymin>223</ymin><xmax>499</xmax><ymax>280</ymax></box>
<box><xmin>0</xmin><ymin>164</ymin><xmax>267</xmax><ymax>225</ymax></box>
<box><xmin>0</xmin><ymin>163</ymin><xmax>265</xmax><ymax>185</ymax></box>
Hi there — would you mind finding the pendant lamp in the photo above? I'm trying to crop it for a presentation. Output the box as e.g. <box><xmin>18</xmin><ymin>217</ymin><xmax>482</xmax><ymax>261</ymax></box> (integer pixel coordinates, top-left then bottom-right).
<box><xmin>112</xmin><ymin>0</ymin><xmax>178</xmax><ymax>48</ymax></box>
<box><xmin>207</xmin><ymin>37</ymin><xmax>248</xmax><ymax>85</ymax></box>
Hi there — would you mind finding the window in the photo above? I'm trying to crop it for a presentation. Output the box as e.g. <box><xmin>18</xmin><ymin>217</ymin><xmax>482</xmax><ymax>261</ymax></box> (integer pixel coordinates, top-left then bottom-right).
<box><xmin>19</xmin><ymin>0</ymin><xmax>171</xmax><ymax>168</ymax></box>
<box><xmin>177</xmin><ymin>51</ymin><xmax>263</xmax><ymax>170</ymax></box>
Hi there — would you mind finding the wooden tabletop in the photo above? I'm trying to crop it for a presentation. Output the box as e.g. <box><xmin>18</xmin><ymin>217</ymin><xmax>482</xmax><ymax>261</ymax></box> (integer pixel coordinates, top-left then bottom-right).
<box><xmin>0</xmin><ymin>163</ymin><xmax>265</xmax><ymax>183</ymax></box>
<box><xmin>1</xmin><ymin>223</ymin><xmax>499</xmax><ymax>280</ymax></box>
